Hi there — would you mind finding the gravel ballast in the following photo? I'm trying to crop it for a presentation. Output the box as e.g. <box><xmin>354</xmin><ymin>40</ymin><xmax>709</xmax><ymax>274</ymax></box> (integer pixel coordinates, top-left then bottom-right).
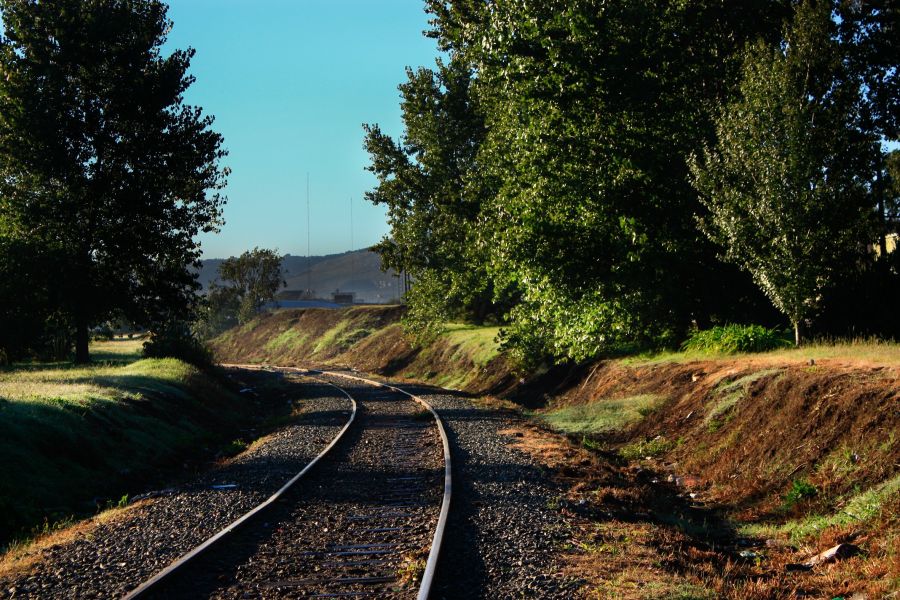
<box><xmin>389</xmin><ymin>381</ymin><xmax>580</xmax><ymax>599</ymax></box>
<box><xmin>0</xmin><ymin>371</ymin><xmax>352</xmax><ymax>599</ymax></box>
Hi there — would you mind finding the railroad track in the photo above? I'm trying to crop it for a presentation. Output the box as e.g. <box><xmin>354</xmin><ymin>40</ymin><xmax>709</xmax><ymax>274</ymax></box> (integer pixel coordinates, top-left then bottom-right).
<box><xmin>123</xmin><ymin>367</ymin><xmax>451</xmax><ymax>599</ymax></box>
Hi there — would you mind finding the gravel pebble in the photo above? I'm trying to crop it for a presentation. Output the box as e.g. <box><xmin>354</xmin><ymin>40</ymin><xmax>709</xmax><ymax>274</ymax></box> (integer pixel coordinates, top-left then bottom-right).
<box><xmin>404</xmin><ymin>384</ymin><xmax>580</xmax><ymax>599</ymax></box>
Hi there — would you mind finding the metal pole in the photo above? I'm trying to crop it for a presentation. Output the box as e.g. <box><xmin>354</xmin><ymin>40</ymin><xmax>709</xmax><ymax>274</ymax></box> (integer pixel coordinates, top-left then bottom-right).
<box><xmin>306</xmin><ymin>173</ymin><xmax>311</xmax><ymax>297</ymax></box>
<box><xmin>350</xmin><ymin>196</ymin><xmax>354</xmax><ymax>292</ymax></box>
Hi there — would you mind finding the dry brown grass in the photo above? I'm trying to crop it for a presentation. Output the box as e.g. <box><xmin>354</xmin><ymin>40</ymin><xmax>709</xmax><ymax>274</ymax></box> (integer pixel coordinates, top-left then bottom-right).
<box><xmin>496</xmin><ymin>401</ymin><xmax>899</xmax><ymax>598</ymax></box>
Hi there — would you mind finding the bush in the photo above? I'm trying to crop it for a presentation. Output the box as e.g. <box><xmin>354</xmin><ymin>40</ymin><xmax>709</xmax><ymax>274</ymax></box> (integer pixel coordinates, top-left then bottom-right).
<box><xmin>681</xmin><ymin>324</ymin><xmax>791</xmax><ymax>354</ymax></box>
<box><xmin>143</xmin><ymin>322</ymin><xmax>212</xmax><ymax>367</ymax></box>
<box><xmin>782</xmin><ymin>479</ymin><xmax>818</xmax><ymax>511</ymax></box>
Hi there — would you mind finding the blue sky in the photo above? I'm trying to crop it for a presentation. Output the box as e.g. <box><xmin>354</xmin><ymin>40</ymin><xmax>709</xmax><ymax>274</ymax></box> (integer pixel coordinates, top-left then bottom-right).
<box><xmin>164</xmin><ymin>1</ymin><xmax>438</xmax><ymax>259</ymax></box>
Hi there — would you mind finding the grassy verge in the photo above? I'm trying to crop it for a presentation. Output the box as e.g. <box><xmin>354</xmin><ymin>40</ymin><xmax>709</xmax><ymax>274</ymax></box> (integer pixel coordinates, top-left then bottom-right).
<box><xmin>621</xmin><ymin>337</ymin><xmax>900</xmax><ymax>366</ymax></box>
<box><xmin>0</xmin><ymin>345</ymin><xmax>248</xmax><ymax>546</ymax></box>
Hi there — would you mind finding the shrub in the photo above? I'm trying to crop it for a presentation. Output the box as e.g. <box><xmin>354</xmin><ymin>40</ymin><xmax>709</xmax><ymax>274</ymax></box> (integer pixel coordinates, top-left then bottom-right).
<box><xmin>143</xmin><ymin>322</ymin><xmax>212</xmax><ymax>367</ymax></box>
<box><xmin>782</xmin><ymin>479</ymin><xmax>818</xmax><ymax>511</ymax></box>
<box><xmin>681</xmin><ymin>324</ymin><xmax>791</xmax><ymax>354</ymax></box>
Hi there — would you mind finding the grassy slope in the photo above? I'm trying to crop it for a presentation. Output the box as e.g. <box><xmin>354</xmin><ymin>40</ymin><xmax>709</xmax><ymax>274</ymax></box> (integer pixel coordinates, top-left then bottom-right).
<box><xmin>537</xmin><ymin>357</ymin><xmax>899</xmax><ymax>597</ymax></box>
<box><xmin>211</xmin><ymin>307</ymin><xmax>511</xmax><ymax>393</ymax></box>
<box><xmin>0</xmin><ymin>339</ymin><xmax>248</xmax><ymax>544</ymax></box>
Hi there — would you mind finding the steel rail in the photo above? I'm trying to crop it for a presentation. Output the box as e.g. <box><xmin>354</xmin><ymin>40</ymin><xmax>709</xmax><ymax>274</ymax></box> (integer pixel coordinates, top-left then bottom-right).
<box><xmin>313</xmin><ymin>369</ymin><xmax>451</xmax><ymax>600</ymax></box>
<box><xmin>223</xmin><ymin>364</ymin><xmax>452</xmax><ymax>600</ymax></box>
<box><xmin>122</xmin><ymin>372</ymin><xmax>357</xmax><ymax>600</ymax></box>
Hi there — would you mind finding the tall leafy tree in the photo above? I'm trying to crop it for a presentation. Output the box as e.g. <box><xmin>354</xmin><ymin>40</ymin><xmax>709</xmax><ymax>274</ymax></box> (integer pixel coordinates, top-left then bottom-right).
<box><xmin>0</xmin><ymin>0</ymin><xmax>227</xmax><ymax>362</ymax></box>
<box><xmin>436</xmin><ymin>0</ymin><xmax>790</xmax><ymax>362</ymax></box>
<box><xmin>690</xmin><ymin>0</ymin><xmax>873</xmax><ymax>345</ymax></box>
<box><xmin>364</xmin><ymin>58</ymin><xmax>507</xmax><ymax>331</ymax></box>
<box><xmin>835</xmin><ymin>0</ymin><xmax>900</xmax><ymax>258</ymax></box>
<box><xmin>214</xmin><ymin>248</ymin><xmax>285</xmax><ymax>325</ymax></box>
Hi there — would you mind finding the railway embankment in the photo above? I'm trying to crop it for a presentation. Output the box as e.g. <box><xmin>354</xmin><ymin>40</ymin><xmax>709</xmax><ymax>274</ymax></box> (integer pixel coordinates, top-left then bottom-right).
<box><xmin>213</xmin><ymin>306</ymin><xmax>900</xmax><ymax>598</ymax></box>
<box><xmin>0</xmin><ymin>341</ymin><xmax>292</xmax><ymax>552</ymax></box>
<box><xmin>0</xmin><ymin>369</ymin><xmax>353</xmax><ymax>597</ymax></box>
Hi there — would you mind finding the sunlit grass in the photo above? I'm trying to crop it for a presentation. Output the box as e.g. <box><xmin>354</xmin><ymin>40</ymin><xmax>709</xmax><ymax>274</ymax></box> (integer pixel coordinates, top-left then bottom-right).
<box><xmin>622</xmin><ymin>337</ymin><xmax>900</xmax><ymax>366</ymax></box>
<box><xmin>264</xmin><ymin>327</ymin><xmax>308</xmax><ymax>352</ymax></box>
<box><xmin>540</xmin><ymin>394</ymin><xmax>665</xmax><ymax>435</ymax></box>
<box><xmin>88</xmin><ymin>337</ymin><xmax>145</xmax><ymax>363</ymax></box>
<box><xmin>0</xmin><ymin>358</ymin><xmax>196</xmax><ymax>404</ymax></box>
<box><xmin>739</xmin><ymin>473</ymin><xmax>900</xmax><ymax>542</ymax></box>
<box><xmin>0</xmin><ymin>355</ymin><xmax>240</xmax><ymax>545</ymax></box>
<box><xmin>442</xmin><ymin>323</ymin><xmax>501</xmax><ymax>366</ymax></box>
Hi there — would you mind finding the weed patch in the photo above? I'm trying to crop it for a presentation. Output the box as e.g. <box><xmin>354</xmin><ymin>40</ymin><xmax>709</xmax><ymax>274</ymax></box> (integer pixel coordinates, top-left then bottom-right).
<box><xmin>781</xmin><ymin>479</ymin><xmax>819</xmax><ymax>512</ymax></box>
<box><xmin>541</xmin><ymin>394</ymin><xmax>665</xmax><ymax>435</ymax></box>
<box><xmin>264</xmin><ymin>327</ymin><xmax>307</xmax><ymax>352</ymax></box>
<box><xmin>743</xmin><ymin>473</ymin><xmax>900</xmax><ymax>542</ymax></box>
<box><xmin>619</xmin><ymin>436</ymin><xmax>678</xmax><ymax>460</ymax></box>
<box><xmin>682</xmin><ymin>325</ymin><xmax>791</xmax><ymax>354</ymax></box>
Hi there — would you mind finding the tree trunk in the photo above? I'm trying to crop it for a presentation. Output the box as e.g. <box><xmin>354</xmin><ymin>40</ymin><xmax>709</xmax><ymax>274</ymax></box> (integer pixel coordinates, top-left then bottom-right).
<box><xmin>877</xmin><ymin>161</ymin><xmax>888</xmax><ymax>258</ymax></box>
<box><xmin>793</xmin><ymin>320</ymin><xmax>801</xmax><ymax>347</ymax></box>
<box><xmin>74</xmin><ymin>314</ymin><xmax>90</xmax><ymax>364</ymax></box>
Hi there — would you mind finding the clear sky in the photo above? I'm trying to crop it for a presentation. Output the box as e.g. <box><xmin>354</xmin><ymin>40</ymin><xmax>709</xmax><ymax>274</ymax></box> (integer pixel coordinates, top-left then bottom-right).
<box><xmin>164</xmin><ymin>1</ymin><xmax>438</xmax><ymax>259</ymax></box>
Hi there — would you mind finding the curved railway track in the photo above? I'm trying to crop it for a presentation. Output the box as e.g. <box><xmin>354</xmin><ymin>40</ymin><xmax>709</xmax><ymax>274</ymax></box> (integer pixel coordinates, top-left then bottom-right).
<box><xmin>123</xmin><ymin>367</ymin><xmax>451</xmax><ymax>600</ymax></box>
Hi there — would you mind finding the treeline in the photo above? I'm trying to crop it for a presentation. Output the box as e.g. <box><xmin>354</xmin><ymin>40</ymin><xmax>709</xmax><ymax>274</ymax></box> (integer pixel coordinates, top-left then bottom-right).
<box><xmin>365</xmin><ymin>0</ymin><xmax>899</xmax><ymax>364</ymax></box>
<box><xmin>0</xmin><ymin>0</ymin><xmax>227</xmax><ymax>364</ymax></box>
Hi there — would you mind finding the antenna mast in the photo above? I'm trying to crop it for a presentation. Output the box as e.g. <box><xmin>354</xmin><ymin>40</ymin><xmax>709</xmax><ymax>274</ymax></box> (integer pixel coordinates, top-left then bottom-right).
<box><xmin>350</xmin><ymin>196</ymin><xmax>354</xmax><ymax>287</ymax></box>
<box><xmin>306</xmin><ymin>173</ymin><xmax>311</xmax><ymax>297</ymax></box>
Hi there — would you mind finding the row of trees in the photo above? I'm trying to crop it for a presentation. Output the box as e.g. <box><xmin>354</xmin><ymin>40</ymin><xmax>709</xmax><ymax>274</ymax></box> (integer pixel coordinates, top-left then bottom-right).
<box><xmin>0</xmin><ymin>0</ymin><xmax>227</xmax><ymax>363</ymax></box>
<box><xmin>365</xmin><ymin>0</ymin><xmax>899</xmax><ymax>364</ymax></box>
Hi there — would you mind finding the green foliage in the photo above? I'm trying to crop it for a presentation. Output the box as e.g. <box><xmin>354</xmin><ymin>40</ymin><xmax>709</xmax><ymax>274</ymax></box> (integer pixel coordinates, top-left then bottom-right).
<box><xmin>370</xmin><ymin>0</ymin><xmax>899</xmax><ymax>363</ymax></box>
<box><xmin>364</xmin><ymin>55</ymin><xmax>511</xmax><ymax>331</ymax></box>
<box><xmin>782</xmin><ymin>479</ymin><xmax>819</xmax><ymax>511</ymax></box>
<box><xmin>142</xmin><ymin>321</ymin><xmax>212</xmax><ymax>368</ymax></box>
<box><xmin>690</xmin><ymin>1</ymin><xmax>877</xmax><ymax>345</ymax></box>
<box><xmin>682</xmin><ymin>325</ymin><xmax>791</xmax><ymax>354</ymax></box>
<box><xmin>215</xmin><ymin>247</ymin><xmax>285</xmax><ymax>325</ymax></box>
<box><xmin>0</xmin><ymin>0</ymin><xmax>227</xmax><ymax>362</ymax></box>
<box><xmin>396</xmin><ymin>0</ymin><xmax>794</xmax><ymax>365</ymax></box>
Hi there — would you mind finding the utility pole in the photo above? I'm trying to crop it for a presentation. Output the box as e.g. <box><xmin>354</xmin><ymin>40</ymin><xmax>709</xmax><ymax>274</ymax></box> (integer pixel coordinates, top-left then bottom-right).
<box><xmin>306</xmin><ymin>172</ymin><xmax>311</xmax><ymax>297</ymax></box>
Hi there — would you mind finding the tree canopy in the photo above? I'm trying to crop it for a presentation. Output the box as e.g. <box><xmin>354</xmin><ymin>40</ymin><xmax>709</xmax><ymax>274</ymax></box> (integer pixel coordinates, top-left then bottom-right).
<box><xmin>365</xmin><ymin>0</ymin><xmax>898</xmax><ymax>362</ymax></box>
<box><xmin>0</xmin><ymin>0</ymin><xmax>228</xmax><ymax>362</ymax></box>
<box><xmin>690</xmin><ymin>0</ymin><xmax>874</xmax><ymax>345</ymax></box>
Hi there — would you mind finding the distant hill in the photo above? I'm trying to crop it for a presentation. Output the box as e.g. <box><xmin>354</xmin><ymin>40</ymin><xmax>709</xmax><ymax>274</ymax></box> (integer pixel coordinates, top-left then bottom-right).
<box><xmin>198</xmin><ymin>249</ymin><xmax>402</xmax><ymax>304</ymax></box>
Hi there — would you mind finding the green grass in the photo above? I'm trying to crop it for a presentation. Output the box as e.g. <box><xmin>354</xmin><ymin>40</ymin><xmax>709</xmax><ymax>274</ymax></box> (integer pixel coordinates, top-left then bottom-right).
<box><xmin>622</xmin><ymin>338</ymin><xmax>900</xmax><ymax>366</ymax></box>
<box><xmin>264</xmin><ymin>327</ymin><xmax>307</xmax><ymax>352</ymax></box>
<box><xmin>313</xmin><ymin>321</ymin><xmax>351</xmax><ymax>354</ymax></box>
<box><xmin>619</xmin><ymin>435</ymin><xmax>679</xmax><ymax>460</ymax></box>
<box><xmin>705</xmin><ymin>369</ymin><xmax>783</xmax><ymax>428</ymax></box>
<box><xmin>87</xmin><ymin>338</ymin><xmax>145</xmax><ymax>363</ymax></box>
<box><xmin>0</xmin><ymin>350</ymin><xmax>247</xmax><ymax>546</ymax></box>
<box><xmin>441</xmin><ymin>323</ymin><xmax>501</xmax><ymax>366</ymax></box>
<box><xmin>739</xmin><ymin>473</ymin><xmax>900</xmax><ymax>542</ymax></box>
<box><xmin>540</xmin><ymin>394</ymin><xmax>665</xmax><ymax>435</ymax></box>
